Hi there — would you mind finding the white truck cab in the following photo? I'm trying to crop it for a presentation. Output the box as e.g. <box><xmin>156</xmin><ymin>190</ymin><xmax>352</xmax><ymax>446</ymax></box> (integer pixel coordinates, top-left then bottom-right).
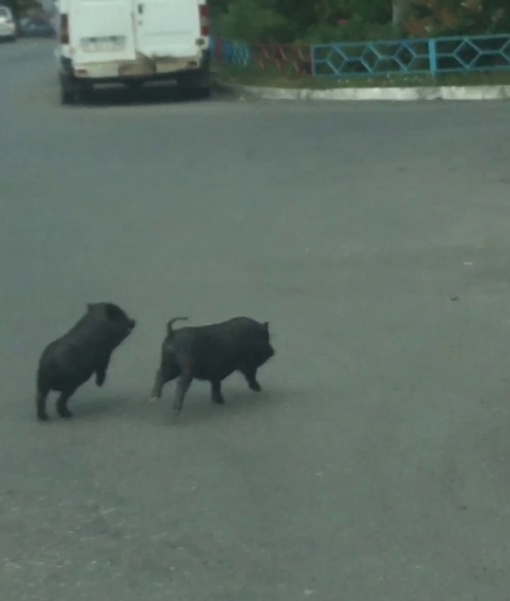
<box><xmin>54</xmin><ymin>0</ymin><xmax>211</xmax><ymax>104</ymax></box>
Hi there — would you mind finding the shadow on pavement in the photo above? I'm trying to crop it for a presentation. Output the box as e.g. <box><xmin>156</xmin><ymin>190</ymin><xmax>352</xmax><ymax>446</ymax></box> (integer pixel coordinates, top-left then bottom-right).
<box><xmin>65</xmin><ymin>79</ymin><xmax>238</xmax><ymax>108</ymax></box>
<box><xmin>74</xmin><ymin>83</ymin><xmax>207</xmax><ymax>108</ymax></box>
<box><xmin>62</xmin><ymin>384</ymin><xmax>292</xmax><ymax>427</ymax></box>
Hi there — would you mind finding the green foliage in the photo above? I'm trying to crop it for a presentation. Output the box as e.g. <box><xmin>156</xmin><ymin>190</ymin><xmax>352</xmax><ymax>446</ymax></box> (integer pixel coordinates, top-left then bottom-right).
<box><xmin>220</xmin><ymin>0</ymin><xmax>295</xmax><ymax>43</ymax></box>
<box><xmin>217</xmin><ymin>0</ymin><xmax>395</xmax><ymax>43</ymax></box>
<box><xmin>3</xmin><ymin>0</ymin><xmax>41</xmax><ymax>19</ymax></box>
<box><xmin>272</xmin><ymin>0</ymin><xmax>391</xmax><ymax>29</ymax></box>
<box><xmin>208</xmin><ymin>0</ymin><xmax>230</xmax><ymax>10</ymax></box>
<box><xmin>301</xmin><ymin>16</ymin><xmax>398</xmax><ymax>43</ymax></box>
<box><xmin>408</xmin><ymin>0</ymin><xmax>510</xmax><ymax>36</ymax></box>
<box><xmin>213</xmin><ymin>0</ymin><xmax>510</xmax><ymax>43</ymax></box>
<box><xmin>456</xmin><ymin>0</ymin><xmax>510</xmax><ymax>35</ymax></box>
<box><xmin>344</xmin><ymin>0</ymin><xmax>393</xmax><ymax>25</ymax></box>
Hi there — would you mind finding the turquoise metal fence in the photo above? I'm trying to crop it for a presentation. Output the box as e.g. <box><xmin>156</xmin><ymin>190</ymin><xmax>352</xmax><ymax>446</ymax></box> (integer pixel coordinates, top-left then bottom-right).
<box><xmin>212</xmin><ymin>34</ymin><xmax>510</xmax><ymax>79</ymax></box>
<box><xmin>311</xmin><ymin>34</ymin><xmax>510</xmax><ymax>78</ymax></box>
<box><xmin>211</xmin><ymin>37</ymin><xmax>310</xmax><ymax>75</ymax></box>
<box><xmin>211</xmin><ymin>38</ymin><xmax>251</xmax><ymax>66</ymax></box>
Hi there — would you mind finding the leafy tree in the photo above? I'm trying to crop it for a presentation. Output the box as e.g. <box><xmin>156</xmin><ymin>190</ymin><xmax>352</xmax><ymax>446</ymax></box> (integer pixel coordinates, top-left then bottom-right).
<box><xmin>391</xmin><ymin>0</ymin><xmax>412</xmax><ymax>30</ymax></box>
<box><xmin>408</xmin><ymin>0</ymin><xmax>510</xmax><ymax>35</ymax></box>
<box><xmin>211</xmin><ymin>0</ymin><xmax>509</xmax><ymax>42</ymax></box>
<box><xmin>3</xmin><ymin>0</ymin><xmax>41</xmax><ymax>19</ymax></box>
<box><xmin>220</xmin><ymin>0</ymin><xmax>294</xmax><ymax>43</ymax></box>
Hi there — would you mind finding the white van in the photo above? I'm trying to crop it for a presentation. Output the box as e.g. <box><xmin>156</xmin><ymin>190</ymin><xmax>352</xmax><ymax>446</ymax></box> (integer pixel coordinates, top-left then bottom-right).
<box><xmin>54</xmin><ymin>0</ymin><xmax>211</xmax><ymax>104</ymax></box>
<box><xmin>0</xmin><ymin>5</ymin><xmax>16</xmax><ymax>42</ymax></box>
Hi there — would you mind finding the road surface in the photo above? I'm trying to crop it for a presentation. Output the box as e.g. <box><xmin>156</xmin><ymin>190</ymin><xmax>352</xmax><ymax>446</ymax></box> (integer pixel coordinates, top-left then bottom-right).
<box><xmin>1</xmin><ymin>39</ymin><xmax>510</xmax><ymax>601</ymax></box>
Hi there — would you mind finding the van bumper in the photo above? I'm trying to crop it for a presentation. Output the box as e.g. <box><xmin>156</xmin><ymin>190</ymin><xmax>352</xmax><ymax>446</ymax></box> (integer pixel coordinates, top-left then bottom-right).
<box><xmin>62</xmin><ymin>51</ymin><xmax>210</xmax><ymax>85</ymax></box>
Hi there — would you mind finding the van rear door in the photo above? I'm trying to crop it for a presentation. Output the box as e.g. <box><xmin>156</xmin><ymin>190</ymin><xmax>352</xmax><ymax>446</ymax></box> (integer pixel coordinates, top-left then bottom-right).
<box><xmin>134</xmin><ymin>0</ymin><xmax>200</xmax><ymax>59</ymax></box>
<box><xmin>70</xmin><ymin>0</ymin><xmax>137</xmax><ymax>64</ymax></box>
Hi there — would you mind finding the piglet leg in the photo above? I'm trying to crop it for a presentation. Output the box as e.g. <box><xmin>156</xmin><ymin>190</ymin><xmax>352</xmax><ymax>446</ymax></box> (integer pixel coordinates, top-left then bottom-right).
<box><xmin>173</xmin><ymin>372</ymin><xmax>193</xmax><ymax>416</ymax></box>
<box><xmin>36</xmin><ymin>388</ymin><xmax>50</xmax><ymax>422</ymax></box>
<box><xmin>211</xmin><ymin>380</ymin><xmax>225</xmax><ymax>405</ymax></box>
<box><xmin>56</xmin><ymin>387</ymin><xmax>77</xmax><ymax>419</ymax></box>
<box><xmin>150</xmin><ymin>368</ymin><xmax>165</xmax><ymax>401</ymax></box>
<box><xmin>240</xmin><ymin>366</ymin><xmax>262</xmax><ymax>392</ymax></box>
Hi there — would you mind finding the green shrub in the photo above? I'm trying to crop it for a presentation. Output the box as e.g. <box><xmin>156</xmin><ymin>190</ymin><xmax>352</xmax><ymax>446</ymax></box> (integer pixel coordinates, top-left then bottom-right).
<box><xmin>300</xmin><ymin>16</ymin><xmax>399</xmax><ymax>44</ymax></box>
<box><xmin>220</xmin><ymin>0</ymin><xmax>295</xmax><ymax>43</ymax></box>
<box><xmin>214</xmin><ymin>0</ymin><xmax>510</xmax><ymax>45</ymax></box>
<box><xmin>408</xmin><ymin>0</ymin><xmax>510</xmax><ymax>37</ymax></box>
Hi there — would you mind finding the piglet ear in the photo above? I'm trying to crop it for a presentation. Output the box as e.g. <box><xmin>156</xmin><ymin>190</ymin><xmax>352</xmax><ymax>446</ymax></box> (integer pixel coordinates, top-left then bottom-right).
<box><xmin>104</xmin><ymin>303</ymin><xmax>124</xmax><ymax>321</ymax></box>
<box><xmin>263</xmin><ymin>321</ymin><xmax>269</xmax><ymax>331</ymax></box>
<box><xmin>87</xmin><ymin>303</ymin><xmax>94</xmax><ymax>312</ymax></box>
<box><xmin>105</xmin><ymin>304</ymin><xmax>117</xmax><ymax>320</ymax></box>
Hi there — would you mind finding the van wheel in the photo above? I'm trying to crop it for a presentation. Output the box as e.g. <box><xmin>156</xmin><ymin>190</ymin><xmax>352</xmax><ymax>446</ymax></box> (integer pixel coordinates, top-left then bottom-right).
<box><xmin>194</xmin><ymin>86</ymin><xmax>211</xmax><ymax>100</ymax></box>
<box><xmin>178</xmin><ymin>68</ymin><xmax>211</xmax><ymax>101</ymax></box>
<box><xmin>181</xmin><ymin>84</ymin><xmax>211</xmax><ymax>101</ymax></box>
<box><xmin>75</xmin><ymin>84</ymin><xmax>93</xmax><ymax>105</ymax></box>
<box><xmin>59</xmin><ymin>75</ymin><xmax>75</xmax><ymax>105</ymax></box>
<box><xmin>60</xmin><ymin>87</ymin><xmax>74</xmax><ymax>105</ymax></box>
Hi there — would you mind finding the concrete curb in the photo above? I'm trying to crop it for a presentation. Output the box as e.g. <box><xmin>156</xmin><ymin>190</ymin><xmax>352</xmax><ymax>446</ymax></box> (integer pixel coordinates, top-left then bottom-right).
<box><xmin>215</xmin><ymin>81</ymin><xmax>510</xmax><ymax>102</ymax></box>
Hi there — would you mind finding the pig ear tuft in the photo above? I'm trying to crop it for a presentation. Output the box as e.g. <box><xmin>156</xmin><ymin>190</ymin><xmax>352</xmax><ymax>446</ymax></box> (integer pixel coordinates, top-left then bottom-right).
<box><xmin>105</xmin><ymin>303</ymin><xmax>120</xmax><ymax>321</ymax></box>
<box><xmin>104</xmin><ymin>303</ymin><xmax>126</xmax><ymax>321</ymax></box>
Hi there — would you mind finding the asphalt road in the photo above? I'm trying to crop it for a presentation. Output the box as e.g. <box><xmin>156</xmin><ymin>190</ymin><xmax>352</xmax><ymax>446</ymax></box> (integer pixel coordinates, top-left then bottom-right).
<box><xmin>2</xmin><ymin>39</ymin><xmax>510</xmax><ymax>601</ymax></box>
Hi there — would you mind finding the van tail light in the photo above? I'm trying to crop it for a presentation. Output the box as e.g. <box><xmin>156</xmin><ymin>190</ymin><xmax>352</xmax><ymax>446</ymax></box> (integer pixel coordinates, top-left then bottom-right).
<box><xmin>199</xmin><ymin>3</ymin><xmax>209</xmax><ymax>37</ymax></box>
<box><xmin>60</xmin><ymin>13</ymin><xmax>69</xmax><ymax>44</ymax></box>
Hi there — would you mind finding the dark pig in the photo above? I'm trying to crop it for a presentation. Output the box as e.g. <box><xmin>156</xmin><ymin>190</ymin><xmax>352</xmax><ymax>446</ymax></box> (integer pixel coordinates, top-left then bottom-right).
<box><xmin>36</xmin><ymin>302</ymin><xmax>136</xmax><ymax>421</ymax></box>
<box><xmin>150</xmin><ymin>316</ymin><xmax>275</xmax><ymax>415</ymax></box>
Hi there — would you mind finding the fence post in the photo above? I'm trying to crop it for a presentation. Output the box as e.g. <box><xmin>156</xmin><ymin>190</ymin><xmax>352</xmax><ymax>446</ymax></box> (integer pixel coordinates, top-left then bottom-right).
<box><xmin>214</xmin><ymin>37</ymin><xmax>222</xmax><ymax>62</ymax></box>
<box><xmin>428</xmin><ymin>38</ymin><xmax>437</xmax><ymax>78</ymax></box>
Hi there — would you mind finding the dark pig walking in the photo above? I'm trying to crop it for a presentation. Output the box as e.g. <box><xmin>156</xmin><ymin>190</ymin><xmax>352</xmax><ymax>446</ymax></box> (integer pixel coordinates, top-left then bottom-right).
<box><xmin>36</xmin><ymin>302</ymin><xmax>136</xmax><ymax>421</ymax></box>
<box><xmin>150</xmin><ymin>316</ymin><xmax>275</xmax><ymax>416</ymax></box>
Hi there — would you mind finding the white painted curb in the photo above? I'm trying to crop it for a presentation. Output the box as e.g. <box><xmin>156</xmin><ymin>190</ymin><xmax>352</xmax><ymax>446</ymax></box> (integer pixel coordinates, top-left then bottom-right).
<box><xmin>218</xmin><ymin>82</ymin><xmax>510</xmax><ymax>101</ymax></box>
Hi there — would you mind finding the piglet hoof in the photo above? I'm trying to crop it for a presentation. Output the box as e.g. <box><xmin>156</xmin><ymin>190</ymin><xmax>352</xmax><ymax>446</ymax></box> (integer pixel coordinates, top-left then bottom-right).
<box><xmin>37</xmin><ymin>413</ymin><xmax>49</xmax><ymax>422</ymax></box>
<box><xmin>249</xmin><ymin>382</ymin><xmax>262</xmax><ymax>392</ymax></box>
<box><xmin>58</xmin><ymin>409</ymin><xmax>73</xmax><ymax>419</ymax></box>
<box><xmin>148</xmin><ymin>396</ymin><xmax>160</xmax><ymax>403</ymax></box>
<box><xmin>212</xmin><ymin>395</ymin><xmax>225</xmax><ymax>405</ymax></box>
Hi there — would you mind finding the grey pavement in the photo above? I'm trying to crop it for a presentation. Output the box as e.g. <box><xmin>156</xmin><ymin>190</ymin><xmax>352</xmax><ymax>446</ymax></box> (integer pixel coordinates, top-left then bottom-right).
<box><xmin>1</xmin><ymin>39</ymin><xmax>510</xmax><ymax>601</ymax></box>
